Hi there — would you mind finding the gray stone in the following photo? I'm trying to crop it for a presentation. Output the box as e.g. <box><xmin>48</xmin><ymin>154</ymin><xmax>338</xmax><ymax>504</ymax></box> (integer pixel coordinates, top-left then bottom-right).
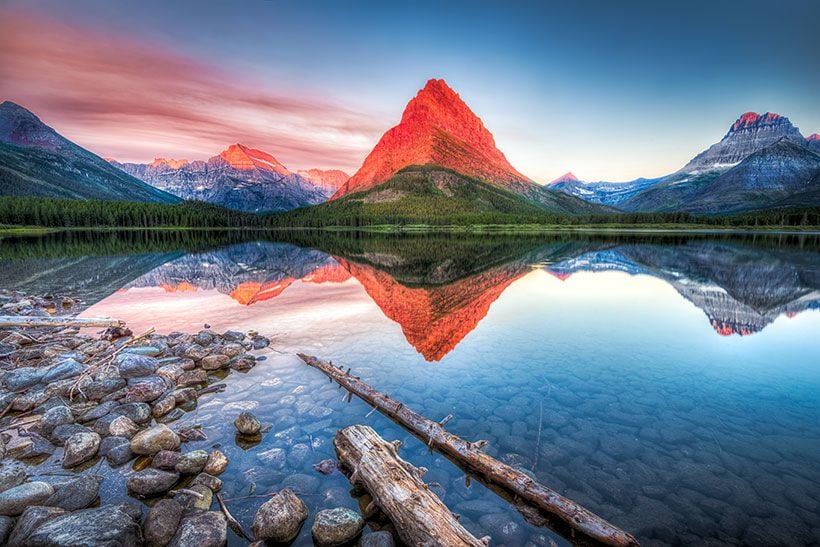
<box><xmin>234</xmin><ymin>411</ymin><xmax>261</xmax><ymax>435</ymax></box>
<box><xmin>111</xmin><ymin>402</ymin><xmax>152</xmax><ymax>424</ymax></box>
<box><xmin>99</xmin><ymin>435</ymin><xmax>129</xmax><ymax>456</ymax></box>
<box><xmin>282</xmin><ymin>473</ymin><xmax>321</xmax><ymax>494</ymax></box>
<box><xmin>252</xmin><ymin>488</ymin><xmax>308</xmax><ymax>543</ymax></box>
<box><xmin>144</xmin><ymin>498</ymin><xmax>182</xmax><ymax>547</ymax></box>
<box><xmin>107</xmin><ymin>442</ymin><xmax>135</xmax><ymax>466</ymax></box>
<box><xmin>84</xmin><ymin>378</ymin><xmax>126</xmax><ymax>401</ymax></box>
<box><xmin>122</xmin><ymin>375</ymin><xmax>168</xmax><ymax>403</ymax></box>
<box><xmin>45</xmin><ymin>474</ymin><xmax>101</xmax><ymax>510</ymax></box>
<box><xmin>62</xmin><ymin>431</ymin><xmax>100</xmax><ymax>468</ymax></box>
<box><xmin>118</xmin><ymin>353</ymin><xmax>158</xmax><ymax>378</ymax></box>
<box><xmin>478</xmin><ymin>513</ymin><xmax>527</xmax><ymax>545</ymax></box>
<box><xmin>7</xmin><ymin>506</ymin><xmax>67</xmax><ymax>546</ymax></box>
<box><xmin>79</xmin><ymin>400</ymin><xmax>119</xmax><ymax>422</ymax></box>
<box><xmin>175</xmin><ymin>450</ymin><xmax>209</xmax><ymax>475</ymax></box>
<box><xmin>51</xmin><ymin>423</ymin><xmax>91</xmax><ymax>446</ymax></box>
<box><xmin>0</xmin><ymin>463</ymin><xmax>27</xmax><ymax>494</ymax></box>
<box><xmin>127</xmin><ymin>468</ymin><xmax>180</xmax><ymax>497</ymax></box>
<box><xmin>26</xmin><ymin>505</ymin><xmax>142</xmax><ymax>545</ymax></box>
<box><xmin>169</xmin><ymin>511</ymin><xmax>226</xmax><ymax>547</ymax></box>
<box><xmin>0</xmin><ymin>481</ymin><xmax>54</xmax><ymax>515</ymax></box>
<box><xmin>5</xmin><ymin>367</ymin><xmax>45</xmax><ymax>391</ymax></box>
<box><xmin>153</xmin><ymin>450</ymin><xmax>182</xmax><ymax>470</ymax></box>
<box><xmin>312</xmin><ymin>507</ymin><xmax>365</xmax><ymax>546</ymax></box>
<box><xmin>0</xmin><ymin>515</ymin><xmax>13</xmax><ymax>544</ymax></box>
<box><xmin>43</xmin><ymin>359</ymin><xmax>86</xmax><ymax>383</ymax></box>
<box><xmin>130</xmin><ymin>424</ymin><xmax>181</xmax><ymax>455</ymax></box>
<box><xmin>123</xmin><ymin>345</ymin><xmax>162</xmax><ymax>357</ymax></box>
<box><xmin>176</xmin><ymin>369</ymin><xmax>207</xmax><ymax>388</ymax></box>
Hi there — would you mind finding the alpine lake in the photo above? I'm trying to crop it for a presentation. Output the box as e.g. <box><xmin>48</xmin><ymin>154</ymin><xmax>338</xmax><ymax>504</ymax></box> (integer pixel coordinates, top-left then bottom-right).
<box><xmin>1</xmin><ymin>229</ymin><xmax>818</xmax><ymax>546</ymax></box>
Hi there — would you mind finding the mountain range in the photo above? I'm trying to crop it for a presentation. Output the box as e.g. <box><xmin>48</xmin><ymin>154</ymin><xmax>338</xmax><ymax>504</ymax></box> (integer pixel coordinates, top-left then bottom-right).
<box><xmin>0</xmin><ymin>101</ymin><xmax>178</xmax><ymax>203</ymax></box>
<box><xmin>110</xmin><ymin>144</ymin><xmax>346</xmax><ymax>212</ymax></box>
<box><xmin>1</xmin><ymin>83</ymin><xmax>818</xmax><ymax>217</ymax></box>
<box><xmin>551</xmin><ymin>111</ymin><xmax>820</xmax><ymax>213</ymax></box>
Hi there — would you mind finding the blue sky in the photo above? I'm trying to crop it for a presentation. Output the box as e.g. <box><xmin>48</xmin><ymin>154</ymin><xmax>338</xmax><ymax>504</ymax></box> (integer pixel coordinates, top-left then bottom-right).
<box><xmin>1</xmin><ymin>0</ymin><xmax>818</xmax><ymax>181</ymax></box>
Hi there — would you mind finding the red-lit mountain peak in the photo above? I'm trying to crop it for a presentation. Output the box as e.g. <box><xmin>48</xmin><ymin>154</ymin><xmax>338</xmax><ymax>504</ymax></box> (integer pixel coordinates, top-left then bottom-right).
<box><xmin>730</xmin><ymin>112</ymin><xmax>783</xmax><ymax>132</ymax></box>
<box><xmin>550</xmin><ymin>172</ymin><xmax>579</xmax><ymax>184</ymax></box>
<box><xmin>807</xmin><ymin>133</ymin><xmax>820</xmax><ymax>142</ymax></box>
<box><xmin>218</xmin><ymin>143</ymin><xmax>289</xmax><ymax>174</ymax></box>
<box><xmin>333</xmin><ymin>78</ymin><xmax>533</xmax><ymax>198</ymax></box>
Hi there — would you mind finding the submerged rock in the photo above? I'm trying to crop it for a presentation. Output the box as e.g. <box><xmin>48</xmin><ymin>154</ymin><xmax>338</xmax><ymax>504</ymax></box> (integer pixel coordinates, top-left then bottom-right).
<box><xmin>312</xmin><ymin>507</ymin><xmax>365</xmax><ymax>546</ymax></box>
<box><xmin>359</xmin><ymin>531</ymin><xmax>396</xmax><ymax>547</ymax></box>
<box><xmin>252</xmin><ymin>488</ymin><xmax>308</xmax><ymax>543</ymax></box>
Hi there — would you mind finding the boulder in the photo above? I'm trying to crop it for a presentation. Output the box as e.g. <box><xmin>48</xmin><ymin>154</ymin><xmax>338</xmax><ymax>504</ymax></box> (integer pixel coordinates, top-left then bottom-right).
<box><xmin>44</xmin><ymin>474</ymin><xmax>101</xmax><ymax>511</ymax></box>
<box><xmin>0</xmin><ymin>482</ymin><xmax>54</xmax><ymax>515</ymax></box>
<box><xmin>252</xmin><ymin>488</ymin><xmax>307</xmax><ymax>543</ymax></box>
<box><xmin>169</xmin><ymin>511</ymin><xmax>226</xmax><ymax>547</ymax></box>
<box><xmin>0</xmin><ymin>463</ymin><xmax>27</xmax><ymax>494</ymax></box>
<box><xmin>130</xmin><ymin>424</ymin><xmax>181</xmax><ymax>455</ymax></box>
<box><xmin>234</xmin><ymin>411</ymin><xmax>261</xmax><ymax>435</ymax></box>
<box><xmin>311</xmin><ymin>507</ymin><xmax>365</xmax><ymax>546</ymax></box>
<box><xmin>143</xmin><ymin>498</ymin><xmax>182</xmax><ymax>547</ymax></box>
<box><xmin>25</xmin><ymin>505</ymin><xmax>142</xmax><ymax>545</ymax></box>
<box><xmin>127</xmin><ymin>469</ymin><xmax>180</xmax><ymax>497</ymax></box>
<box><xmin>62</xmin><ymin>431</ymin><xmax>100</xmax><ymax>468</ymax></box>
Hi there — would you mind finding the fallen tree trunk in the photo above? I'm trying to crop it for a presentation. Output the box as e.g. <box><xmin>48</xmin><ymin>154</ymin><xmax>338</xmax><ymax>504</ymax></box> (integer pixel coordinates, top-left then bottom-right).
<box><xmin>335</xmin><ymin>424</ymin><xmax>487</xmax><ymax>547</ymax></box>
<box><xmin>299</xmin><ymin>354</ymin><xmax>639</xmax><ymax>547</ymax></box>
<box><xmin>0</xmin><ymin>316</ymin><xmax>123</xmax><ymax>329</ymax></box>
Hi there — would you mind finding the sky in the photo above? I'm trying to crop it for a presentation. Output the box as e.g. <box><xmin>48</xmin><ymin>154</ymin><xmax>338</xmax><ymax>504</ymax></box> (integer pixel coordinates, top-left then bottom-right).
<box><xmin>1</xmin><ymin>0</ymin><xmax>818</xmax><ymax>182</ymax></box>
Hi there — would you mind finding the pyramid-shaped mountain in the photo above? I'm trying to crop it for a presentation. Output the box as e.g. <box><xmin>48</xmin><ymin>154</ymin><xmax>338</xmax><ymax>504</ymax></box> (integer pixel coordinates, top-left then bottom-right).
<box><xmin>0</xmin><ymin>101</ymin><xmax>179</xmax><ymax>203</ymax></box>
<box><xmin>334</xmin><ymin>79</ymin><xmax>533</xmax><ymax>197</ymax></box>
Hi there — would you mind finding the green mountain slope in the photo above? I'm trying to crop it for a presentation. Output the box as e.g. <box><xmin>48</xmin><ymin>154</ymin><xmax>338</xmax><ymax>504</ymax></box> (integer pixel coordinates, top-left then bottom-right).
<box><xmin>274</xmin><ymin>165</ymin><xmax>609</xmax><ymax>226</ymax></box>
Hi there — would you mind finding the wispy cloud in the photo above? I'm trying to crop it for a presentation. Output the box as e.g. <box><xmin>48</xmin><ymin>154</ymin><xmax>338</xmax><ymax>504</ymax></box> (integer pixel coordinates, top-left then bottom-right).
<box><xmin>0</xmin><ymin>9</ymin><xmax>382</xmax><ymax>170</ymax></box>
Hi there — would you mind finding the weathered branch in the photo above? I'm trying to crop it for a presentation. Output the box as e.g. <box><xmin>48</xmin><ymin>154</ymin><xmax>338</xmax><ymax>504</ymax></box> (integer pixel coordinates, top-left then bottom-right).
<box><xmin>0</xmin><ymin>316</ymin><xmax>124</xmax><ymax>329</ymax></box>
<box><xmin>335</xmin><ymin>424</ymin><xmax>487</xmax><ymax>547</ymax></box>
<box><xmin>299</xmin><ymin>353</ymin><xmax>639</xmax><ymax>547</ymax></box>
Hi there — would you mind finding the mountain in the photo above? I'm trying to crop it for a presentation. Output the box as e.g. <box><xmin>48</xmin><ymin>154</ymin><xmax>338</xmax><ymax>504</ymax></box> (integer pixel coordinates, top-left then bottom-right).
<box><xmin>806</xmin><ymin>134</ymin><xmax>820</xmax><ymax>153</ymax></box>
<box><xmin>332</xmin><ymin>79</ymin><xmax>599</xmax><ymax>214</ymax></box>
<box><xmin>680</xmin><ymin>112</ymin><xmax>805</xmax><ymax>172</ymax></box>
<box><xmin>550</xmin><ymin>175</ymin><xmax>662</xmax><ymax>208</ymax></box>
<box><xmin>684</xmin><ymin>139</ymin><xmax>820</xmax><ymax>213</ymax></box>
<box><xmin>0</xmin><ymin>101</ymin><xmax>179</xmax><ymax>203</ymax></box>
<box><xmin>277</xmin><ymin>165</ymin><xmax>603</xmax><ymax>226</ymax></box>
<box><xmin>296</xmin><ymin>169</ymin><xmax>349</xmax><ymax>194</ymax></box>
<box><xmin>617</xmin><ymin>112</ymin><xmax>819</xmax><ymax>213</ymax></box>
<box><xmin>550</xmin><ymin>172</ymin><xmax>579</xmax><ymax>184</ymax></box>
<box><xmin>111</xmin><ymin>144</ymin><xmax>331</xmax><ymax>212</ymax></box>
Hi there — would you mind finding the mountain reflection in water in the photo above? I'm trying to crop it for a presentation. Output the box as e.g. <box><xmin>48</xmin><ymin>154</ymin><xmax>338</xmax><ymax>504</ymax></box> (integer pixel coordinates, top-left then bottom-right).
<box><xmin>3</xmin><ymin>233</ymin><xmax>810</xmax><ymax>361</ymax></box>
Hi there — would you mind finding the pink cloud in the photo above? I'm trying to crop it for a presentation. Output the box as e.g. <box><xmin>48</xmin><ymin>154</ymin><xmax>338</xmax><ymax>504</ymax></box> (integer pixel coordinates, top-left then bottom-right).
<box><xmin>0</xmin><ymin>9</ymin><xmax>382</xmax><ymax>171</ymax></box>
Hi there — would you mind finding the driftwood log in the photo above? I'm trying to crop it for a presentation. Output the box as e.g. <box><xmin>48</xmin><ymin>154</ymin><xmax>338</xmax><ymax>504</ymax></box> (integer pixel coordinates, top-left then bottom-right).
<box><xmin>0</xmin><ymin>316</ymin><xmax>123</xmax><ymax>329</ymax></box>
<box><xmin>335</xmin><ymin>424</ymin><xmax>487</xmax><ymax>547</ymax></box>
<box><xmin>299</xmin><ymin>354</ymin><xmax>639</xmax><ymax>547</ymax></box>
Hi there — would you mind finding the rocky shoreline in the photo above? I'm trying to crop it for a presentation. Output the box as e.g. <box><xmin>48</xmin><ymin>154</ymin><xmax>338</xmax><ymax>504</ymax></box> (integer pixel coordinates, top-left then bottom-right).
<box><xmin>0</xmin><ymin>290</ymin><xmax>383</xmax><ymax>546</ymax></box>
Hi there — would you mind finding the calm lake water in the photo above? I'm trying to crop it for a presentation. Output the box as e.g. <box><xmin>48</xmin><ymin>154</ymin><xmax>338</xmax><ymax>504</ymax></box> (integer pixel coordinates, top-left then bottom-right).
<box><xmin>1</xmin><ymin>231</ymin><xmax>819</xmax><ymax>545</ymax></box>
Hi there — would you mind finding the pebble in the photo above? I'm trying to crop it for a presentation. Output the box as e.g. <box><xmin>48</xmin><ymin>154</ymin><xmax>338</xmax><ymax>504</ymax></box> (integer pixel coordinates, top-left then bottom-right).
<box><xmin>44</xmin><ymin>474</ymin><xmax>101</xmax><ymax>511</ymax></box>
<box><xmin>127</xmin><ymin>468</ymin><xmax>180</xmax><ymax>497</ymax></box>
<box><xmin>152</xmin><ymin>449</ymin><xmax>182</xmax><ymax>470</ymax></box>
<box><xmin>203</xmin><ymin>449</ymin><xmax>228</xmax><ymax>475</ymax></box>
<box><xmin>252</xmin><ymin>488</ymin><xmax>308</xmax><ymax>543</ymax></box>
<box><xmin>143</xmin><ymin>498</ymin><xmax>183</xmax><ymax>547</ymax></box>
<box><xmin>111</xmin><ymin>402</ymin><xmax>153</xmax><ymax>424</ymax></box>
<box><xmin>235</xmin><ymin>411</ymin><xmax>261</xmax><ymax>435</ymax></box>
<box><xmin>175</xmin><ymin>449</ymin><xmax>209</xmax><ymax>474</ymax></box>
<box><xmin>26</xmin><ymin>505</ymin><xmax>142</xmax><ymax>546</ymax></box>
<box><xmin>62</xmin><ymin>431</ymin><xmax>101</xmax><ymax>468</ymax></box>
<box><xmin>130</xmin><ymin>424</ymin><xmax>181</xmax><ymax>455</ymax></box>
<box><xmin>169</xmin><ymin>511</ymin><xmax>227</xmax><ymax>547</ymax></box>
<box><xmin>43</xmin><ymin>358</ymin><xmax>86</xmax><ymax>382</ymax></box>
<box><xmin>0</xmin><ymin>464</ymin><xmax>27</xmax><ymax>494</ymax></box>
<box><xmin>192</xmin><ymin>472</ymin><xmax>222</xmax><ymax>493</ymax></box>
<box><xmin>312</xmin><ymin>507</ymin><xmax>365</xmax><ymax>546</ymax></box>
<box><xmin>122</xmin><ymin>375</ymin><xmax>168</xmax><ymax>403</ymax></box>
<box><xmin>0</xmin><ymin>481</ymin><xmax>54</xmax><ymax>515</ymax></box>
